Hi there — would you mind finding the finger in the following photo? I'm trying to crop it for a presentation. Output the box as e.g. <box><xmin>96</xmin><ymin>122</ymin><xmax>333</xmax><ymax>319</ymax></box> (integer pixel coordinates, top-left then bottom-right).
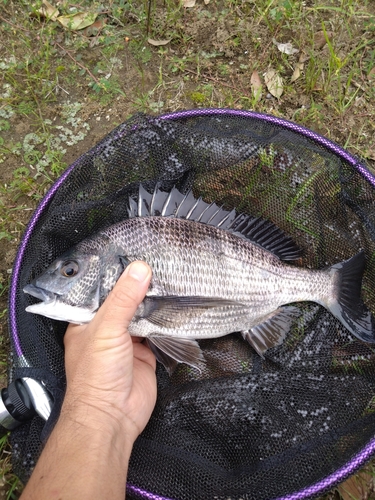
<box><xmin>94</xmin><ymin>261</ymin><xmax>152</xmax><ymax>331</ymax></box>
<box><xmin>133</xmin><ymin>342</ymin><xmax>157</xmax><ymax>370</ymax></box>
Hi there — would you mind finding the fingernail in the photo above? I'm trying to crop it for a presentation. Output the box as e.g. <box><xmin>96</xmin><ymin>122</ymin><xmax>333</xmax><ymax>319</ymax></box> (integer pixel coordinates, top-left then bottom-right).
<box><xmin>127</xmin><ymin>261</ymin><xmax>150</xmax><ymax>282</ymax></box>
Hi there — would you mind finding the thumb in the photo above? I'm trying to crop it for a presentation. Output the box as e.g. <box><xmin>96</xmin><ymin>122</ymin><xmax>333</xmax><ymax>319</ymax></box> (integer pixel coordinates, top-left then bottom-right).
<box><xmin>94</xmin><ymin>261</ymin><xmax>152</xmax><ymax>333</ymax></box>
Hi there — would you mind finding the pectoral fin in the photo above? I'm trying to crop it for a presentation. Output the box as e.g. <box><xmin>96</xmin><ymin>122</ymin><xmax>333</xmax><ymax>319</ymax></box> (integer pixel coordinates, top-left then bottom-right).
<box><xmin>242</xmin><ymin>306</ymin><xmax>300</xmax><ymax>357</ymax></box>
<box><xmin>146</xmin><ymin>336</ymin><xmax>206</xmax><ymax>375</ymax></box>
<box><xmin>141</xmin><ymin>296</ymin><xmax>241</xmax><ymax>329</ymax></box>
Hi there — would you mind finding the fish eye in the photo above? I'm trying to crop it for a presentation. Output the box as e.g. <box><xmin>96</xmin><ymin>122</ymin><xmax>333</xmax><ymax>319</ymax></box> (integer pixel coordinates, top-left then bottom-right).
<box><xmin>61</xmin><ymin>261</ymin><xmax>79</xmax><ymax>277</ymax></box>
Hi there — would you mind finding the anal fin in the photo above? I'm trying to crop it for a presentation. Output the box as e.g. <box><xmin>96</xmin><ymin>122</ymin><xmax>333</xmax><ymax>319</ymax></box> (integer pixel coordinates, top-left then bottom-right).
<box><xmin>146</xmin><ymin>336</ymin><xmax>206</xmax><ymax>375</ymax></box>
<box><xmin>242</xmin><ymin>306</ymin><xmax>300</xmax><ymax>357</ymax></box>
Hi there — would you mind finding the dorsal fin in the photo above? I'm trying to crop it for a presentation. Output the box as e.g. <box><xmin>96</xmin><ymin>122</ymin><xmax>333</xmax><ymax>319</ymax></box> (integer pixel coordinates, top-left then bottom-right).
<box><xmin>128</xmin><ymin>184</ymin><xmax>302</xmax><ymax>261</ymax></box>
<box><xmin>174</xmin><ymin>190</ymin><xmax>200</xmax><ymax>218</ymax></box>
<box><xmin>229</xmin><ymin>214</ymin><xmax>301</xmax><ymax>260</ymax></box>
<box><xmin>127</xmin><ymin>196</ymin><xmax>138</xmax><ymax>218</ymax></box>
<box><xmin>150</xmin><ymin>184</ymin><xmax>170</xmax><ymax>215</ymax></box>
<box><xmin>138</xmin><ymin>184</ymin><xmax>153</xmax><ymax>216</ymax></box>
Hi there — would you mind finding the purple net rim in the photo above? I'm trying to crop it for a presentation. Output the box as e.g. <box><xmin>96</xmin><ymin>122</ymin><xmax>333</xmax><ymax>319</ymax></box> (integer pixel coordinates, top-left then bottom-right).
<box><xmin>9</xmin><ymin>108</ymin><xmax>375</xmax><ymax>500</ymax></box>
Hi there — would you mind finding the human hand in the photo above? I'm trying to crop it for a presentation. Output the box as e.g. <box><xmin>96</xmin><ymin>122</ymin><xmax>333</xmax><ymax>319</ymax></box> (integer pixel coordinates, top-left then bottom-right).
<box><xmin>20</xmin><ymin>262</ymin><xmax>156</xmax><ymax>500</ymax></box>
<box><xmin>62</xmin><ymin>261</ymin><xmax>157</xmax><ymax>443</ymax></box>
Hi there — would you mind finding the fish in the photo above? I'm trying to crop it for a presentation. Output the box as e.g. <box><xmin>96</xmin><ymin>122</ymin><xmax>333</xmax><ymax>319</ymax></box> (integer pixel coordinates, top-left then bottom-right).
<box><xmin>24</xmin><ymin>184</ymin><xmax>374</xmax><ymax>374</ymax></box>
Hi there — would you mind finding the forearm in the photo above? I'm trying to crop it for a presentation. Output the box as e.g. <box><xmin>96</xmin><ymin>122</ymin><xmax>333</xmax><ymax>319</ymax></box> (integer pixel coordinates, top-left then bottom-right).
<box><xmin>20</xmin><ymin>404</ymin><xmax>134</xmax><ymax>500</ymax></box>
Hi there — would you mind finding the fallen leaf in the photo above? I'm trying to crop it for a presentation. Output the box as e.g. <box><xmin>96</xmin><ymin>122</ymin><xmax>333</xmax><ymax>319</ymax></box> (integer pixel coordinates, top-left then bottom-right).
<box><xmin>250</xmin><ymin>70</ymin><xmax>262</xmax><ymax>100</ymax></box>
<box><xmin>368</xmin><ymin>67</ymin><xmax>375</xmax><ymax>81</ymax></box>
<box><xmin>273</xmin><ymin>39</ymin><xmax>299</xmax><ymax>55</ymax></box>
<box><xmin>182</xmin><ymin>0</ymin><xmax>196</xmax><ymax>7</ymax></box>
<box><xmin>291</xmin><ymin>62</ymin><xmax>304</xmax><ymax>83</ymax></box>
<box><xmin>366</xmin><ymin>153</ymin><xmax>375</xmax><ymax>168</ymax></box>
<box><xmin>57</xmin><ymin>11</ymin><xmax>98</xmax><ymax>31</ymax></box>
<box><xmin>337</xmin><ymin>471</ymin><xmax>373</xmax><ymax>500</ymax></box>
<box><xmin>37</xmin><ymin>0</ymin><xmax>59</xmax><ymax>21</ymax></box>
<box><xmin>83</xmin><ymin>18</ymin><xmax>107</xmax><ymax>37</ymax></box>
<box><xmin>147</xmin><ymin>38</ymin><xmax>172</xmax><ymax>46</ymax></box>
<box><xmin>204</xmin><ymin>0</ymin><xmax>210</xmax><ymax>3</ymax></box>
<box><xmin>264</xmin><ymin>69</ymin><xmax>283</xmax><ymax>99</ymax></box>
<box><xmin>299</xmin><ymin>51</ymin><xmax>309</xmax><ymax>63</ymax></box>
<box><xmin>314</xmin><ymin>30</ymin><xmax>333</xmax><ymax>50</ymax></box>
<box><xmin>89</xmin><ymin>37</ymin><xmax>100</xmax><ymax>48</ymax></box>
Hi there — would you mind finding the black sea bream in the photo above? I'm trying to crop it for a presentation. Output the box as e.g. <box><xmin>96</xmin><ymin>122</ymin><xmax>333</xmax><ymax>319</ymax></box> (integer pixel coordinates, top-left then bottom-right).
<box><xmin>24</xmin><ymin>185</ymin><xmax>374</xmax><ymax>373</ymax></box>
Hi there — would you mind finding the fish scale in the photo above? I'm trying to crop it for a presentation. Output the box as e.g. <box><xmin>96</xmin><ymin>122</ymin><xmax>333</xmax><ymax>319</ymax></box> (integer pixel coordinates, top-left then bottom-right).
<box><xmin>105</xmin><ymin>216</ymin><xmax>329</xmax><ymax>308</ymax></box>
<box><xmin>24</xmin><ymin>185</ymin><xmax>374</xmax><ymax>374</ymax></box>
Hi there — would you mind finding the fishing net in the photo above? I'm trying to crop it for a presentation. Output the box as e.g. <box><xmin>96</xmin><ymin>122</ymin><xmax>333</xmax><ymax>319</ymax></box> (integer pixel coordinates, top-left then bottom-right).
<box><xmin>8</xmin><ymin>109</ymin><xmax>375</xmax><ymax>499</ymax></box>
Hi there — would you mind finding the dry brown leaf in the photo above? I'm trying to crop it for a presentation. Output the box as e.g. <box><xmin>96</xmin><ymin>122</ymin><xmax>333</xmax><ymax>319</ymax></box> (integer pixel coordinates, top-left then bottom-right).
<box><xmin>337</xmin><ymin>471</ymin><xmax>373</xmax><ymax>500</ymax></box>
<box><xmin>314</xmin><ymin>30</ymin><xmax>333</xmax><ymax>50</ymax></box>
<box><xmin>250</xmin><ymin>70</ymin><xmax>262</xmax><ymax>100</ymax></box>
<box><xmin>148</xmin><ymin>38</ymin><xmax>172</xmax><ymax>46</ymax></box>
<box><xmin>182</xmin><ymin>0</ymin><xmax>196</xmax><ymax>7</ymax></box>
<box><xmin>264</xmin><ymin>69</ymin><xmax>283</xmax><ymax>99</ymax></box>
<box><xmin>365</xmin><ymin>155</ymin><xmax>375</xmax><ymax>171</ymax></box>
<box><xmin>57</xmin><ymin>11</ymin><xmax>98</xmax><ymax>31</ymax></box>
<box><xmin>368</xmin><ymin>67</ymin><xmax>375</xmax><ymax>81</ymax></box>
<box><xmin>291</xmin><ymin>62</ymin><xmax>304</xmax><ymax>83</ymax></box>
<box><xmin>83</xmin><ymin>18</ymin><xmax>107</xmax><ymax>37</ymax></box>
<box><xmin>37</xmin><ymin>0</ymin><xmax>59</xmax><ymax>21</ymax></box>
<box><xmin>299</xmin><ymin>51</ymin><xmax>309</xmax><ymax>63</ymax></box>
<box><xmin>204</xmin><ymin>0</ymin><xmax>210</xmax><ymax>3</ymax></box>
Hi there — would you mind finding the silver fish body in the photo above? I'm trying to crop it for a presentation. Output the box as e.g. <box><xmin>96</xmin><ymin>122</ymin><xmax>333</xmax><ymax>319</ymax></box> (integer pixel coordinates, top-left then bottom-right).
<box><xmin>24</xmin><ymin>185</ymin><xmax>374</xmax><ymax>373</ymax></box>
<box><xmin>109</xmin><ymin>217</ymin><xmax>323</xmax><ymax>331</ymax></box>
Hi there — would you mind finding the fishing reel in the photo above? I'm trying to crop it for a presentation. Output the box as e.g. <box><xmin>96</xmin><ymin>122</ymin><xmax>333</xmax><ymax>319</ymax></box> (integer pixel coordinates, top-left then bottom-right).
<box><xmin>0</xmin><ymin>378</ymin><xmax>53</xmax><ymax>436</ymax></box>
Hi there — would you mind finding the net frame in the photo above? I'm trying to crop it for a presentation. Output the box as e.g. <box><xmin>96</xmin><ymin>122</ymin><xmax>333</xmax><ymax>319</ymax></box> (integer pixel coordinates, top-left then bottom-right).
<box><xmin>8</xmin><ymin>108</ymin><xmax>375</xmax><ymax>499</ymax></box>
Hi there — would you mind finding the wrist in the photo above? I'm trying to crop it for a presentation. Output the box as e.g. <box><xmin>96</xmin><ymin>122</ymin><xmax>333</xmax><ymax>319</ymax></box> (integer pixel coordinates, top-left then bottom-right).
<box><xmin>21</xmin><ymin>395</ymin><xmax>135</xmax><ymax>500</ymax></box>
<box><xmin>59</xmin><ymin>395</ymin><xmax>140</xmax><ymax>447</ymax></box>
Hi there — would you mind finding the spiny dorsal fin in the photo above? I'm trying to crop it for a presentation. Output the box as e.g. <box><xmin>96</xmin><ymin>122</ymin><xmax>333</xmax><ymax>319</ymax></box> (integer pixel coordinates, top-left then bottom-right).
<box><xmin>150</xmin><ymin>184</ymin><xmax>170</xmax><ymax>215</ymax></box>
<box><xmin>128</xmin><ymin>184</ymin><xmax>302</xmax><ymax>261</ymax></box>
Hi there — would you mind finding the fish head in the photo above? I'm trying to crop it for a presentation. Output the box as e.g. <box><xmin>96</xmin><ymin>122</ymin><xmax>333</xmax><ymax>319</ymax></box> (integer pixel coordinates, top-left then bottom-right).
<box><xmin>23</xmin><ymin>242</ymin><xmax>123</xmax><ymax>324</ymax></box>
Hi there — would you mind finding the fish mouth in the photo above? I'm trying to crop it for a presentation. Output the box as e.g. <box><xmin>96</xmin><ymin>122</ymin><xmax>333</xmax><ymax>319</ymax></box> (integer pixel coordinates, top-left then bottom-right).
<box><xmin>23</xmin><ymin>284</ymin><xmax>57</xmax><ymax>304</ymax></box>
<box><xmin>24</xmin><ymin>284</ymin><xmax>96</xmax><ymax>324</ymax></box>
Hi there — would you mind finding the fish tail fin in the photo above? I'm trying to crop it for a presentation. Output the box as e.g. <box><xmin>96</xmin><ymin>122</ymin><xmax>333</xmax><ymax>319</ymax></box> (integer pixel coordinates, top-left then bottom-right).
<box><xmin>325</xmin><ymin>251</ymin><xmax>374</xmax><ymax>343</ymax></box>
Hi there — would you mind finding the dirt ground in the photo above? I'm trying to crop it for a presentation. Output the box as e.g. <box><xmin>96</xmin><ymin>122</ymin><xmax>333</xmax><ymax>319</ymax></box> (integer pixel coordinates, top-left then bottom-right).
<box><xmin>1</xmin><ymin>0</ymin><xmax>375</xmax><ymax>498</ymax></box>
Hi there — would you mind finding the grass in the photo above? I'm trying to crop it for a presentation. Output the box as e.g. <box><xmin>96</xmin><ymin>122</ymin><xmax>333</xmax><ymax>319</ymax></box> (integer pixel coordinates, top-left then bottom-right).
<box><xmin>0</xmin><ymin>434</ymin><xmax>21</xmax><ymax>500</ymax></box>
<box><xmin>1</xmin><ymin>0</ymin><xmax>375</xmax><ymax>497</ymax></box>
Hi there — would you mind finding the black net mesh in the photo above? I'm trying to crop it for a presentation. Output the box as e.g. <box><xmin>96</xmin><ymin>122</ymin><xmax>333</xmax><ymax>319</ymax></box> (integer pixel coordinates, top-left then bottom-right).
<box><xmin>9</xmin><ymin>112</ymin><xmax>375</xmax><ymax>499</ymax></box>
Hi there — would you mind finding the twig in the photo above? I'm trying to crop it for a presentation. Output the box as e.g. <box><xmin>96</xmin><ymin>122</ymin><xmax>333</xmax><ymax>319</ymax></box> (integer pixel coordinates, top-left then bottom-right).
<box><xmin>183</xmin><ymin>68</ymin><xmax>251</xmax><ymax>96</ymax></box>
<box><xmin>0</xmin><ymin>14</ymin><xmax>30</xmax><ymax>32</ymax></box>
<box><xmin>44</xmin><ymin>78</ymin><xmax>70</xmax><ymax>99</ymax></box>
<box><xmin>27</xmin><ymin>85</ymin><xmax>47</xmax><ymax>133</ymax></box>
<box><xmin>146</xmin><ymin>0</ymin><xmax>152</xmax><ymax>36</ymax></box>
<box><xmin>106</xmin><ymin>14</ymin><xmax>126</xmax><ymax>28</ymax></box>
<box><xmin>229</xmin><ymin>73</ymin><xmax>249</xmax><ymax>98</ymax></box>
<box><xmin>55</xmin><ymin>41</ymin><xmax>101</xmax><ymax>86</ymax></box>
<box><xmin>259</xmin><ymin>25</ymin><xmax>281</xmax><ymax>65</ymax></box>
<box><xmin>351</xmin><ymin>80</ymin><xmax>365</xmax><ymax>91</ymax></box>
